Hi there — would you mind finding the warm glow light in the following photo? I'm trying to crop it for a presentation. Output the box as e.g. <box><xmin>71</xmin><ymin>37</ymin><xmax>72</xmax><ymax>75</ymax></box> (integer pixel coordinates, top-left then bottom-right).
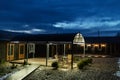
<box><xmin>80</xmin><ymin>44</ymin><xmax>85</xmax><ymax>46</ymax></box>
<box><xmin>93</xmin><ymin>44</ymin><xmax>99</xmax><ymax>47</ymax></box>
<box><xmin>101</xmin><ymin>44</ymin><xmax>106</xmax><ymax>47</ymax></box>
<box><xmin>73</xmin><ymin>33</ymin><xmax>85</xmax><ymax>44</ymax></box>
<box><xmin>68</xmin><ymin>44</ymin><xmax>71</xmax><ymax>49</ymax></box>
<box><xmin>87</xmin><ymin>44</ymin><xmax>91</xmax><ymax>47</ymax></box>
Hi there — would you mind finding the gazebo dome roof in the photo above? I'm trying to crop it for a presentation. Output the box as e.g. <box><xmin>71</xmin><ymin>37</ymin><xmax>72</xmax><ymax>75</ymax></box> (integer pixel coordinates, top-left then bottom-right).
<box><xmin>73</xmin><ymin>33</ymin><xmax>85</xmax><ymax>44</ymax></box>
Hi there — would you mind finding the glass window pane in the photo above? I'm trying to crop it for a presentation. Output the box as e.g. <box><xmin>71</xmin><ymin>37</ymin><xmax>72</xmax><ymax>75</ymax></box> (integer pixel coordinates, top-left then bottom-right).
<box><xmin>20</xmin><ymin>45</ymin><xmax>24</xmax><ymax>54</ymax></box>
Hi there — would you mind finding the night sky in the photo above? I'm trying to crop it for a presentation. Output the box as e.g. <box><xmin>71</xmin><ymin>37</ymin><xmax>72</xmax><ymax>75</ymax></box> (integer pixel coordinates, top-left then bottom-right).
<box><xmin>0</xmin><ymin>0</ymin><xmax>120</xmax><ymax>36</ymax></box>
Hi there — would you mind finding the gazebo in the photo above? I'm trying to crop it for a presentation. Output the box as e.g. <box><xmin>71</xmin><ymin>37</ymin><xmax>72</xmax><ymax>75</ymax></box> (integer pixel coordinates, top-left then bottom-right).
<box><xmin>71</xmin><ymin>33</ymin><xmax>85</xmax><ymax>69</ymax></box>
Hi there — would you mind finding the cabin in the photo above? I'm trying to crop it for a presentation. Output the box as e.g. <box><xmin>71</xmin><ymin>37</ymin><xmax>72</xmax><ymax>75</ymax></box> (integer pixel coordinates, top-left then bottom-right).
<box><xmin>0</xmin><ymin>33</ymin><xmax>120</xmax><ymax>61</ymax></box>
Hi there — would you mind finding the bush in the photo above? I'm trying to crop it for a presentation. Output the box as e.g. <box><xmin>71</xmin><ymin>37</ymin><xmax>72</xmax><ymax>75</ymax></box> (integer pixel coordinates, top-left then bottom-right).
<box><xmin>87</xmin><ymin>58</ymin><xmax>93</xmax><ymax>64</ymax></box>
<box><xmin>77</xmin><ymin>60</ymin><xmax>85</xmax><ymax>69</ymax></box>
<box><xmin>51</xmin><ymin>61</ymin><xmax>59</xmax><ymax>70</ymax></box>
<box><xmin>83</xmin><ymin>58</ymin><xmax>93</xmax><ymax>65</ymax></box>
<box><xmin>77</xmin><ymin>58</ymin><xmax>93</xmax><ymax>69</ymax></box>
<box><xmin>74</xmin><ymin>57</ymin><xmax>80</xmax><ymax>62</ymax></box>
<box><xmin>0</xmin><ymin>59</ymin><xmax>5</xmax><ymax>64</ymax></box>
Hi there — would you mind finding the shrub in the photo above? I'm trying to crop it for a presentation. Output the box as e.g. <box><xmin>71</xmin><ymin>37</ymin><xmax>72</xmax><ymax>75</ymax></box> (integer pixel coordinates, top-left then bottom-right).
<box><xmin>77</xmin><ymin>60</ymin><xmax>85</xmax><ymax>69</ymax></box>
<box><xmin>51</xmin><ymin>61</ymin><xmax>59</xmax><ymax>70</ymax></box>
<box><xmin>87</xmin><ymin>58</ymin><xmax>93</xmax><ymax>64</ymax></box>
<box><xmin>77</xmin><ymin>58</ymin><xmax>93</xmax><ymax>69</ymax></box>
<box><xmin>0</xmin><ymin>59</ymin><xmax>5</xmax><ymax>64</ymax></box>
<box><xmin>74</xmin><ymin>57</ymin><xmax>80</xmax><ymax>62</ymax></box>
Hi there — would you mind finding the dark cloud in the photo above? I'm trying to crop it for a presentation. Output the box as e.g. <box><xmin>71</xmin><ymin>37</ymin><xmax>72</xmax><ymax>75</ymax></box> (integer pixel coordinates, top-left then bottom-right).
<box><xmin>0</xmin><ymin>0</ymin><xmax>120</xmax><ymax>36</ymax></box>
<box><xmin>1</xmin><ymin>0</ymin><xmax>119</xmax><ymax>23</ymax></box>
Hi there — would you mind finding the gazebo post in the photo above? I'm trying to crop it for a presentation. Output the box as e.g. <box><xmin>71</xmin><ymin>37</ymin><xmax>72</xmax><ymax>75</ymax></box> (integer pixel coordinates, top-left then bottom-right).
<box><xmin>83</xmin><ymin>43</ymin><xmax>86</xmax><ymax>57</ymax></box>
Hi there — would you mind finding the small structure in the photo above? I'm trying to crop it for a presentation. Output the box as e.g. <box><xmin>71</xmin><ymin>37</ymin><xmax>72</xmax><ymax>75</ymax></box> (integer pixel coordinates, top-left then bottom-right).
<box><xmin>73</xmin><ymin>33</ymin><xmax>85</xmax><ymax>56</ymax></box>
<box><xmin>71</xmin><ymin>33</ymin><xmax>85</xmax><ymax>69</ymax></box>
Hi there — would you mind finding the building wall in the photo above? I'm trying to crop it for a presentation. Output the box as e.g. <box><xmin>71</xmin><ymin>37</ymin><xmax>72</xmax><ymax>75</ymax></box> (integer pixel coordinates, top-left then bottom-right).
<box><xmin>14</xmin><ymin>43</ymin><xmax>19</xmax><ymax>60</ymax></box>
<box><xmin>5</xmin><ymin>42</ymin><xmax>26</xmax><ymax>61</ymax></box>
<box><xmin>35</xmin><ymin>44</ymin><xmax>46</xmax><ymax>57</ymax></box>
<box><xmin>6</xmin><ymin>42</ymin><xmax>119</xmax><ymax>59</ymax></box>
<box><xmin>0</xmin><ymin>42</ymin><xmax>7</xmax><ymax>61</ymax></box>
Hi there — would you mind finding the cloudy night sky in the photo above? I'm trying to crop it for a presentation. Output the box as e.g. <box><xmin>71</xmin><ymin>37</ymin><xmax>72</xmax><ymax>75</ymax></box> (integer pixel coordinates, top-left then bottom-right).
<box><xmin>0</xmin><ymin>0</ymin><xmax>120</xmax><ymax>36</ymax></box>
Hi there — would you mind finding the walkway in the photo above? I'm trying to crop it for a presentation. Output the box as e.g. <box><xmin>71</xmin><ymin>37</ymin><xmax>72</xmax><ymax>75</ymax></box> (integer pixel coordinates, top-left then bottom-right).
<box><xmin>6</xmin><ymin>64</ymin><xmax>40</xmax><ymax>80</ymax></box>
<box><xmin>10</xmin><ymin>58</ymin><xmax>57</xmax><ymax>66</ymax></box>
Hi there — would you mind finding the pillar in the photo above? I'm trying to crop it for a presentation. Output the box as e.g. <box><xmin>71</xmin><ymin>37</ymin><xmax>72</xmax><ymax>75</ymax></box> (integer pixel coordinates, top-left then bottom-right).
<box><xmin>83</xmin><ymin>43</ymin><xmax>85</xmax><ymax>57</ymax></box>
<box><xmin>46</xmin><ymin>43</ymin><xmax>49</xmax><ymax>66</ymax></box>
<box><xmin>64</xmin><ymin>44</ymin><xmax>66</xmax><ymax>56</ymax></box>
<box><xmin>56</xmin><ymin>45</ymin><xmax>58</xmax><ymax>55</ymax></box>
<box><xmin>71</xmin><ymin>44</ymin><xmax>73</xmax><ymax>69</ymax></box>
<box><xmin>32</xmin><ymin>44</ymin><xmax>35</xmax><ymax>58</ymax></box>
<box><xmin>9</xmin><ymin>43</ymin><xmax>11</xmax><ymax>61</ymax></box>
<box><xmin>26</xmin><ymin>43</ymin><xmax>29</xmax><ymax>63</ymax></box>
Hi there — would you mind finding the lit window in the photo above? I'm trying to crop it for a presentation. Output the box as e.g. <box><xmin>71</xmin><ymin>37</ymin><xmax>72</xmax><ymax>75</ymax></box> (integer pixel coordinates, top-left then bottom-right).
<box><xmin>101</xmin><ymin>44</ymin><xmax>106</xmax><ymax>47</ymax></box>
<box><xmin>20</xmin><ymin>45</ymin><xmax>25</xmax><ymax>54</ymax></box>
<box><xmin>8</xmin><ymin>44</ymin><xmax>14</xmax><ymax>55</ymax></box>
<box><xmin>93</xmin><ymin>44</ymin><xmax>99</xmax><ymax>47</ymax></box>
<box><xmin>87</xmin><ymin>44</ymin><xmax>91</xmax><ymax>47</ymax></box>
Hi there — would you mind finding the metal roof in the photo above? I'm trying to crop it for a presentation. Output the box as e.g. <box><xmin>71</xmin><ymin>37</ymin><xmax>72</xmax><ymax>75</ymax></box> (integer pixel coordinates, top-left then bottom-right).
<box><xmin>11</xmin><ymin>33</ymin><xmax>120</xmax><ymax>44</ymax></box>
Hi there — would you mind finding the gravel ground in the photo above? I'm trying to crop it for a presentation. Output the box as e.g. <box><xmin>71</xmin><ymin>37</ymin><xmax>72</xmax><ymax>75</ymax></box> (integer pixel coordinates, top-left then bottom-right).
<box><xmin>24</xmin><ymin>58</ymin><xmax>120</xmax><ymax>80</ymax></box>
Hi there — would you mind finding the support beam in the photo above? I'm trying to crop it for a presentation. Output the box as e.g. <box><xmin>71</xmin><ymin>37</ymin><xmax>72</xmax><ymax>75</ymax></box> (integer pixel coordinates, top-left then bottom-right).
<box><xmin>71</xmin><ymin>44</ymin><xmax>73</xmax><ymax>69</ymax></box>
<box><xmin>9</xmin><ymin>43</ymin><xmax>11</xmax><ymax>61</ymax></box>
<box><xmin>32</xmin><ymin>44</ymin><xmax>35</xmax><ymax>58</ymax></box>
<box><xmin>105</xmin><ymin>44</ymin><xmax>107</xmax><ymax>54</ymax></box>
<box><xmin>83</xmin><ymin>43</ymin><xmax>85</xmax><ymax>57</ymax></box>
<box><xmin>56</xmin><ymin>45</ymin><xmax>58</xmax><ymax>55</ymax></box>
<box><xmin>46</xmin><ymin>43</ymin><xmax>49</xmax><ymax>66</ymax></box>
<box><xmin>64</xmin><ymin>44</ymin><xmax>66</xmax><ymax>56</ymax></box>
<box><xmin>26</xmin><ymin>43</ymin><xmax>29</xmax><ymax>63</ymax></box>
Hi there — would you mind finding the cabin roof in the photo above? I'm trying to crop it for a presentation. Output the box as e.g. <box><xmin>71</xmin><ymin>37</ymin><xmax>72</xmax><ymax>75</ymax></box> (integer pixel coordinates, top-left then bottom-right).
<box><xmin>11</xmin><ymin>33</ymin><xmax>76</xmax><ymax>42</ymax></box>
<box><xmin>0</xmin><ymin>38</ymin><xmax>10</xmax><ymax>42</ymax></box>
<box><xmin>11</xmin><ymin>33</ymin><xmax>120</xmax><ymax>44</ymax></box>
<box><xmin>85</xmin><ymin>37</ymin><xmax>120</xmax><ymax>43</ymax></box>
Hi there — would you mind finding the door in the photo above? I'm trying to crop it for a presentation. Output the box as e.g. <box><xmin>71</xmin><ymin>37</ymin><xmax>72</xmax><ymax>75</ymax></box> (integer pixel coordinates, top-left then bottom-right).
<box><xmin>7</xmin><ymin>44</ymin><xmax>14</xmax><ymax>61</ymax></box>
<box><xmin>19</xmin><ymin>44</ymin><xmax>25</xmax><ymax>59</ymax></box>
